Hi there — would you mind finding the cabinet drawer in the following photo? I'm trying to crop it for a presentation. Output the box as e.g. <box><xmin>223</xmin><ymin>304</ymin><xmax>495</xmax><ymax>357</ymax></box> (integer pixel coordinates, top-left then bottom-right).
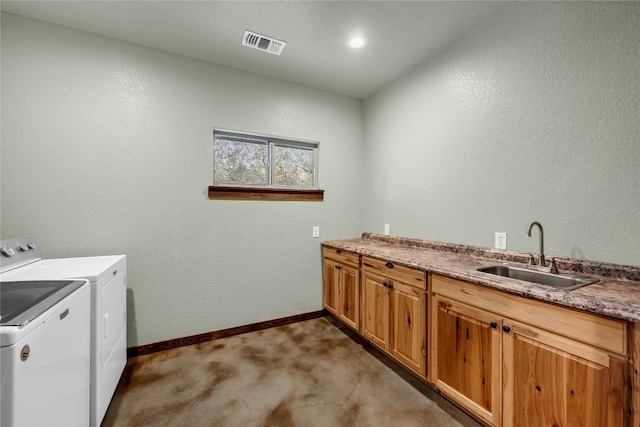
<box><xmin>323</xmin><ymin>247</ymin><xmax>360</xmax><ymax>267</ymax></box>
<box><xmin>362</xmin><ymin>256</ymin><xmax>426</xmax><ymax>290</ymax></box>
<box><xmin>432</xmin><ymin>274</ymin><xmax>627</xmax><ymax>355</ymax></box>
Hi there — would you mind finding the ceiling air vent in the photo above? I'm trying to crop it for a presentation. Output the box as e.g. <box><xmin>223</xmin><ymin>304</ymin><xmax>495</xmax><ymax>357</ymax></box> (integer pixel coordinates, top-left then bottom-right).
<box><xmin>242</xmin><ymin>30</ymin><xmax>286</xmax><ymax>56</ymax></box>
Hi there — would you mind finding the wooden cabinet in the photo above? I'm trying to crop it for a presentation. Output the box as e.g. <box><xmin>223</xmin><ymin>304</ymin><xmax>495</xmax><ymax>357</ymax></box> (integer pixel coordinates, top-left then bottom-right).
<box><xmin>504</xmin><ymin>321</ymin><xmax>628</xmax><ymax>427</ymax></box>
<box><xmin>362</xmin><ymin>256</ymin><xmax>427</xmax><ymax>379</ymax></box>
<box><xmin>322</xmin><ymin>244</ymin><xmax>633</xmax><ymax>426</ymax></box>
<box><xmin>362</xmin><ymin>272</ymin><xmax>389</xmax><ymax>349</ymax></box>
<box><xmin>431</xmin><ymin>274</ymin><xmax>629</xmax><ymax>427</ymax></box>
<box><xmin>432</xmin><ymin>296</ymin><xmax>502</xmax><ymax>425</ymax></box>
<box><xmin>322</xmin><ymin>248</ymin><xmax>360</xmax><ymax>331</ymax></box>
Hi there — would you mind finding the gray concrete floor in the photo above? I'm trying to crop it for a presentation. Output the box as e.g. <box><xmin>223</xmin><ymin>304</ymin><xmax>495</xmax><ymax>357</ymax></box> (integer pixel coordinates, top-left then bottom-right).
<box><xmin>103</xmin><ymin>317</ymin><xmax>482</xmax><ymax>427</ymax></box>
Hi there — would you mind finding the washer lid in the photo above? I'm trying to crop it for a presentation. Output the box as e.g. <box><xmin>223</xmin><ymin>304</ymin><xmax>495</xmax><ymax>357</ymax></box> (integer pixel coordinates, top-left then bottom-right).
<box><xmin>0</xmin><ymin>255</ymin><xmax>126</xmax><ymax>283</ymax></box>
<box><xmin>0</xmin><ymin>280</ymin><xmax>86</xmax><ymax>327</ymax></box>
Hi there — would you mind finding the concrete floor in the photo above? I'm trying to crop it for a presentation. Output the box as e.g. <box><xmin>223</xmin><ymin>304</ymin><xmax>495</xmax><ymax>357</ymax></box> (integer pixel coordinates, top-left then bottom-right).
<box><xmin>103</xmin><ymin>317</ymin><xmax>481</xmax><ymax>427</ymax></box>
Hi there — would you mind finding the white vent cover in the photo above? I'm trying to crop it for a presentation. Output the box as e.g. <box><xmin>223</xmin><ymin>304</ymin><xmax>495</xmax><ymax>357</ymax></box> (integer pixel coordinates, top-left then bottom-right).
<box><xmin>242</xmin><ymin>30</ymin><xmax>286</xmax><ymax>56</ymax></box>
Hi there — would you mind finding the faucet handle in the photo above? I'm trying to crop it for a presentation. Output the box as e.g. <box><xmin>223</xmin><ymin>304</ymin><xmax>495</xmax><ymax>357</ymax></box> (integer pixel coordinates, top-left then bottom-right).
<box><xmin>550</xmin><ymin>257</ymin><xmax>568</xmax><ymax>274</ymax></box>
<box><xmin>527</xmin><ymin>253</ymin><xmax>537</xmax><ymax>266</ymax></box>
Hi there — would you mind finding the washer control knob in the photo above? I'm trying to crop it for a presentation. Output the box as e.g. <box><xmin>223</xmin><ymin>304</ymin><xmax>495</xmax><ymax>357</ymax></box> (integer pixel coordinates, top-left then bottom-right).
<box><xmin>27</xmin><ymin>243</ymin><xmax>36</xmax><ymax>250</ymax></box>
<box><xmin>0</xmin><ymin>247</ymin><xmax>15</xmax><ymax>257</ymax></box>
<box><xmin>17</xmin><ymin>244</ymin><xmax>29</xmax><ymax>252</ymax></box>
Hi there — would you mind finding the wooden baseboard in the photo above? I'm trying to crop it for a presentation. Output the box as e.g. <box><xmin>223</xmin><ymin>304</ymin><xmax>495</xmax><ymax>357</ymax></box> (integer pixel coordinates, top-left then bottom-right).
<box><xmin>127</xmin><ymin>310</ymin><xmax>328</xmax><ymax>358</ymax></box>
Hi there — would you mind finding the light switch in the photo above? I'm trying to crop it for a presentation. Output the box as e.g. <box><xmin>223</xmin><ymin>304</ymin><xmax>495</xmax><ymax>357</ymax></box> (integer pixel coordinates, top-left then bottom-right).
<box><xmin>313</xmin><ymin>226</ymin><xmax>320</xmax><ymax>238</ymax></box>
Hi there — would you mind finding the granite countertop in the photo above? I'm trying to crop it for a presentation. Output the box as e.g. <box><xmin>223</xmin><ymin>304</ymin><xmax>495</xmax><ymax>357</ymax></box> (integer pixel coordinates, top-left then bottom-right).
<box><xmin>322</xmin><ymin>233</ymin><xmax>640</xmax><ymax>323</ymax></box>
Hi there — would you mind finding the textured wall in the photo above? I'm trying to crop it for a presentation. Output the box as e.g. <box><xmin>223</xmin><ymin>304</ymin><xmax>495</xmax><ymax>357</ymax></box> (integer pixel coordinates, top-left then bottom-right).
<box><xmin>1</xmin><ymin>13</ymin><xmax>364</xmax><ymax>346</ymax></box>
<box><xmin>363</xmin><ymin>2</ymin><xmax>639</xmax><ymax>266</ymax></box>
<box><xmin>3</xmin><ymin>3</ymin><xmax>639</xmax><ymax>348</ymax></box>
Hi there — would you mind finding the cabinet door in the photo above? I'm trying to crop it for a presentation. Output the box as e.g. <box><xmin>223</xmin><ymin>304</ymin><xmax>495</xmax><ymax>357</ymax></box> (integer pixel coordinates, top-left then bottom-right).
<box><xmin>322</xmin><ymin>258</ymin><xmax>339</xmax><ymax>316</ymax></box>
<box><xmin>362</xmin><ymin>272</ymin><xmax>389</xmax><ymax>350</ymax></box>
<box><xmin>433</xmin><ymin>296</ymin><xmax>502</xmax><ymax>426</ymax></box>
<box><xmin>390</xmin><ymin>281</ymin><xmax>427</xmax><ymax>378</ymax></box>
<box><xmin>338</xmin><ymin>264</ymin><xmax>360</xmax><ymax>331</ymax></box>
<box><xmin>503</xmin><ymin>321</ymin><xmax>628</xmax><ymax>427</ymax></box>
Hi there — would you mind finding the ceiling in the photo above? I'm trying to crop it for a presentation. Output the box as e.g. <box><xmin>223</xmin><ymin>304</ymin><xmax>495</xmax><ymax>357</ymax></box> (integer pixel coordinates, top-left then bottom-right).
<box><xmin>1</xmin><ymin>1</ymin><xmax>518</xmax><ymax>99</ymax></box>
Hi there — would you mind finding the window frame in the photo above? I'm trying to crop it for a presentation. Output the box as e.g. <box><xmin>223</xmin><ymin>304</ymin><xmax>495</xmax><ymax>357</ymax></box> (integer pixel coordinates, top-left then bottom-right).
<box><xmin>209</xmin><ymin>129</ymin><xmax>323</xmax><ymax>201</ymax></box>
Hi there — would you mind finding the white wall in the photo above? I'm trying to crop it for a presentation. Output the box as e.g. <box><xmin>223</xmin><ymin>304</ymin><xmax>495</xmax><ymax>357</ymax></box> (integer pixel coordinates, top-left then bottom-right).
<box><xmin>363</xmin><ymin>2</ymin><xmax>639</xmax><ymax>266</ymax></box>
<box><xmin>0</xmin><ymin>13</ymin><xmax>364</xmax><ymax>346</ymax></box>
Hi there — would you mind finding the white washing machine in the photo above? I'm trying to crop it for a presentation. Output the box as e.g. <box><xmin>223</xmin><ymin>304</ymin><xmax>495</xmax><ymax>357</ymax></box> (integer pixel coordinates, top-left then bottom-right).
<box><xmin>0</xmin><ymin>237</ymin><xmax>127</xmax><ymax>427</ymax></box>
<box><xmin>1</xmin><ymin>279</ymin><xmax>91</xmax><ymax>426</ymax></box>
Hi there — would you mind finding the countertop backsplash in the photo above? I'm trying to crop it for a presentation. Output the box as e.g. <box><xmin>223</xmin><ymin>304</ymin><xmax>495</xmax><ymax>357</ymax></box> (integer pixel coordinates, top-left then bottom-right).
<box><xmin>351</xmin><ymin>233</ymin><xmax>640</xmax><ymax>282</ymax></box>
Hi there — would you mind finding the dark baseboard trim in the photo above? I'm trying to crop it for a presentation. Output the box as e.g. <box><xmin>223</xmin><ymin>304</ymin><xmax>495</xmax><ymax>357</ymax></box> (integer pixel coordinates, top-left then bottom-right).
<box><xmin>127</xmin><ymin>310</ymin><xmax>328</xmax><ymax>358</ymax></box>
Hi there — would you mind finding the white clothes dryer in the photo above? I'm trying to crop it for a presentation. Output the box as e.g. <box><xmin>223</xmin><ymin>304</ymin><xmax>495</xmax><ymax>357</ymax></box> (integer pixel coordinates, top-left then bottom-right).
<box><xmin>0</xmin><ymin>238</ymin><xmax>127</xmax><ymax>427</ymax></box>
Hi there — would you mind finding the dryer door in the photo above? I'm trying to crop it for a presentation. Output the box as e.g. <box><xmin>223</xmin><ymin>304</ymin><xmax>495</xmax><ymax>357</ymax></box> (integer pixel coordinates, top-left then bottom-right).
<box><xmin>100</xmin><ymin>269</ymin><xmax>126</xmax><ymax>367</ymax></box>
<box><xmin>94</xmin><ymin>263</ymin><xmax>127</xmax><ymax>427</ymax></box>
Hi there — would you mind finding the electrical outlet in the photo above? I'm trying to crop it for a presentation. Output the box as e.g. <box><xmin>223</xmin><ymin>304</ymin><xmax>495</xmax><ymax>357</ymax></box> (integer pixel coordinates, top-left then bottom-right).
<box><xmin>312</xmin><ymin>226</ymin><xmax>320</xmax><ymax>238</ymax></box>
<box><xmin>384</xmin><ymin>224</ymin><xmax>390</xmax><ymax>235</ymax></box>
<box><xmin>495</xmin><ymin>232</ymin><xmax>507</xmax><ymax>249</ymax></box>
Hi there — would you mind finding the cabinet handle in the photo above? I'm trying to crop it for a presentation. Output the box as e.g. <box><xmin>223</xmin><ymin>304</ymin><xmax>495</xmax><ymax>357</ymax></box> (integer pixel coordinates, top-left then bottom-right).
<box><xmin>385</xmin><ymin>262</ymin><xmax>395</xmax><ymax>268</ymax></box>
<box><xmin>336</xmin><ymin>249</ymin><xmax>342</xmax><ymax>254</ymax></box>
<box><xmin>335</xmin><ymin>265</ymin><xmax>341</xmax><ymax>270</ymax></box>
<box><xmin>490</xmin><ymin>322</ymin><xmax>498</xmax><ymax>329</ymax></box>
<box><xmin>387</xmin><ymin>283</ymin><xmax>393</xmax><ymax>289</ymax></box>
<box><xmin>502</xmin><ymin>325</ymin><xmax>511</xmax><ymax>333</ymax></box>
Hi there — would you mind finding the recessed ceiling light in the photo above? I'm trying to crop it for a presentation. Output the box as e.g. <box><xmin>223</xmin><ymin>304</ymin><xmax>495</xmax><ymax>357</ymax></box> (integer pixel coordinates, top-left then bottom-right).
<box><xmin>348</xmin><ymin>37</ymin><xmax>366</xmax><ymax>49</ymax></box>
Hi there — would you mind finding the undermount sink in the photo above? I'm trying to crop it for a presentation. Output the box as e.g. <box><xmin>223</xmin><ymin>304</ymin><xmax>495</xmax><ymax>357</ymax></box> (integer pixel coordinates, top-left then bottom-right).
<box><xmin>477</xmin><ymin>265</ymin><xmax>599</xmax><ymax>291</ymax></box>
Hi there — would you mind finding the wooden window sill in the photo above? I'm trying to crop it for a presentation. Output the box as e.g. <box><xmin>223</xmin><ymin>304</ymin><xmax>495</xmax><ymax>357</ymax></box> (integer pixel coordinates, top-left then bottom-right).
<box><xmin>208</xmin><ymin>186</ymin><xmax>324</xmax><ymax>201</ymax></box>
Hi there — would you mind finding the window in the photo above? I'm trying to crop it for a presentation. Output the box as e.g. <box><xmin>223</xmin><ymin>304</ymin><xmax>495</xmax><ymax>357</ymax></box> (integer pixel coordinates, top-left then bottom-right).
<box><xmin>209</xmin><ymin>130</ymin><xmax>323</xmax><ymax>201</ymax></box>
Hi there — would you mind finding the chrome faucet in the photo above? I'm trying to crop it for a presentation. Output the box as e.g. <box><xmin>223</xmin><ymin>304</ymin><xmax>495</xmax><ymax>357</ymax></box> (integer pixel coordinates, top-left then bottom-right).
<box><xmin>527</xmin><ymin>221</ymin><xmax>546</xmax><ymax>267</ymax></box>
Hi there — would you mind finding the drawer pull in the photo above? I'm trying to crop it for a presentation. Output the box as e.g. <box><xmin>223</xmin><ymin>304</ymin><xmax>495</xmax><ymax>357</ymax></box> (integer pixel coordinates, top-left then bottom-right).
<box><xmin>336</xmin><ymin>249</ymin><xmax>342</xmax><ymax>254</ymax></box>
<box><xmin>502</xmin><ymin>325</ymin><xmax>511</xmax><ymax>333</ymax></box>
<box><xmin>490</xmin><ymin>322</ymin><xmax>498</xmax><ymax>329</ymax></box>
<box><xmin>385</xmin><ymin>262</ymin><xmax>395</xmax><ymax>269</ymax></box>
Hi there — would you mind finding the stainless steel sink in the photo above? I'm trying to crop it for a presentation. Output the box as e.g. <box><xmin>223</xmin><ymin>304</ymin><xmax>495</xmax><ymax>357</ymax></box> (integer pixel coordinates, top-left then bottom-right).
<box><xmin>477</xmin><ymin>265</ymin><xmax>599</xmax><ymax>291</ymax></box>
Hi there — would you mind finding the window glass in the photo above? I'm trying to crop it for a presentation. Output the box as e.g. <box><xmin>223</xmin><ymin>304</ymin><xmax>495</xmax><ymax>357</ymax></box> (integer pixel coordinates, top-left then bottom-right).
<box><xmin>214</xmin><ymin>136</ymin><xmax>268</xmax><ymax>186</ymax></box>
<box><xmin>273</xmin><ymin>144</ymin><xmax>314</xmax><ymax>187</ymax></box>
<box><xmin>214</xmin><ymin>130</ymin><xmax>318</xmax><ymax>189</ymax></box>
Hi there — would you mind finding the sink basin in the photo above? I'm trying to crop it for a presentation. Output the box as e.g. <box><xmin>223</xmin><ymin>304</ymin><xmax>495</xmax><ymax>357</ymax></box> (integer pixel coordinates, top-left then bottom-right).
<box><xmin>477</xmin><ymin>265</ymin><xmax>599</xmax><ymax>291</ymax></box>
